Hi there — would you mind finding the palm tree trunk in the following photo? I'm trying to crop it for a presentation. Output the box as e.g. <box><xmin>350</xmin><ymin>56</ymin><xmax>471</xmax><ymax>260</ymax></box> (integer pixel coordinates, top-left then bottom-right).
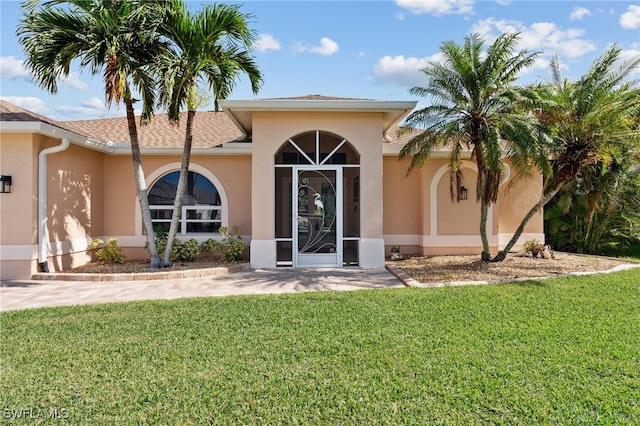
<box><xmin>475</xmin><ymin>148</ymin><xmax>492</xmax><ymax>261</ymax></box>
<box><xmin>480</xmin><ymin>198</ymin><xmax>491</xmax><ymax>261</ymax></box>
<box><xmin>125</xmin><ymin>99</ymin><xmax>161</xmax><ymax>268</ymax></box>
<box><xmin>162</xmin><ymin>109</ymin><xmax>196</xmax><ymax>267</ymax></box>
<box><xmin>492</xmin><ymin>180</ymin><xmax>565</xmax><ymax>262</ymax></box>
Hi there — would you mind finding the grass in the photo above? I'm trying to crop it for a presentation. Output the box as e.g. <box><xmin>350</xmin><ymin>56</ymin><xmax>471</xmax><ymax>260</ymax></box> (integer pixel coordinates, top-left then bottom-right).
<box><xmin>1</xmin><ymin>269</ymin><xmax>639</xmax><ymax>425</ymax></box>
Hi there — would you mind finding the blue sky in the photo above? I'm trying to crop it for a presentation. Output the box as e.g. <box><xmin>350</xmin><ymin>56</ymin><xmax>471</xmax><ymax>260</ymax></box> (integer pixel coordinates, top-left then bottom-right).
<box><xmin>1</xmin><ymin>0</ymin><xmax>639</xmax><ymax>121</ymax></box>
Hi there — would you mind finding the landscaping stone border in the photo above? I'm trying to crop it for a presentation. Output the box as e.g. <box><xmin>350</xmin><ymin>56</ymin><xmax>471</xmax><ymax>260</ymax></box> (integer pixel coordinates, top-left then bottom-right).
<box><xmin>31</xmin><ymin>263</ymin><xmax>251</xmax><ymax>282</ymax></box>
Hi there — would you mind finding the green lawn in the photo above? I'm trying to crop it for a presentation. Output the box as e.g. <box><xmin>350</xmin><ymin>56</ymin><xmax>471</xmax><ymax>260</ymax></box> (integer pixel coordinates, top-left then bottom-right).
<box><xmin>2</xmin><ymin>269</ymin><xmax>639</xmax><ymax>425</ymax></box>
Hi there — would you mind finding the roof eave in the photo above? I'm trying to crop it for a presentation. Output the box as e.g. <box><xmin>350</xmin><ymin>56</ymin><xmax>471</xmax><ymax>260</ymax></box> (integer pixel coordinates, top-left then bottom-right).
<box><xmin>1</xmin><ymin>121</ymin><xmax>116</xmax><ymax>153</ymax></box>
<box><xmin>222</xmin><ymin>99</ymin><xmax>417</xmax><ymax>138</ymax></box>
<box><xmin>111</xmin><ymin>143</ymin><xmax>252</xmax><ymax>155</ymax></box>
<box><xmin>382</xmin><ymin>143</ymin><xmax>473</xmax><ymax>159</ymax></box>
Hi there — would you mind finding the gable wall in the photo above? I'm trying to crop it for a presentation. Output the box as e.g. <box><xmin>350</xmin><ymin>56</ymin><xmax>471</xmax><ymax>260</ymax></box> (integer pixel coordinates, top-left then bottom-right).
<box><xmin>251</xmin><ymin>111</ymin><xmax>384</xmax><ymax>240</ymax></box>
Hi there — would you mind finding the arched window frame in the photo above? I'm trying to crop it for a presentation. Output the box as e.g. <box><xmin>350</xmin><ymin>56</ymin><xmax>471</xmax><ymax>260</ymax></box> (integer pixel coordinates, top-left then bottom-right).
<box><xmin>134</xmin><ymin>163</ymin><xmax>229</xmax><ymax>238</ymax></box>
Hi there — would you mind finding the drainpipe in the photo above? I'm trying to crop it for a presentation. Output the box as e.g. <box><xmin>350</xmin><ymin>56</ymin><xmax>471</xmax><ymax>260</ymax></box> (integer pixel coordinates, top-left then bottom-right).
<box><xmin>38</xmin><ymin>138</ymin><xmax>70</xmax><ymax>272</ymax></box>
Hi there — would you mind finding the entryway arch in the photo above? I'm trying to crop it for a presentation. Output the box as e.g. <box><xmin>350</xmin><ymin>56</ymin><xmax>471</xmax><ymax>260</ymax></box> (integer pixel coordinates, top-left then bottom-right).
<box><xmin>274</xmin><ymin>131</ymin><xmax>360</xmax><ymax>267</ymax></box>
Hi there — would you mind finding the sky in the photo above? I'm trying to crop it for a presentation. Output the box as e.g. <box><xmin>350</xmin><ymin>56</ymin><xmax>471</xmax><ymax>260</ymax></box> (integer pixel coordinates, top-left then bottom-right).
<box><xmin>1</xmin><ymin>0</ymin><xmax>639</xmax><ymax>121</ymax></box>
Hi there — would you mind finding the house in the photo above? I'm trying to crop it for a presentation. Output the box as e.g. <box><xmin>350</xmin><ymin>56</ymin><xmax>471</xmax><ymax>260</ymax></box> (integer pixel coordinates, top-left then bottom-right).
<box><xmin>0</xmin><ymin>96</ymin><xmax>544</xmax><ymax>280</ymax></box>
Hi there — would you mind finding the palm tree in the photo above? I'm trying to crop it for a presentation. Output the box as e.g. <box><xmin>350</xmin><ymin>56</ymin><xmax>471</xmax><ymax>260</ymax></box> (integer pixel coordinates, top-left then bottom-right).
<box><xmin>494</xmin><ymin>46</ymin><xmax>640</xmax><ymax>261</ymax></box>
<box><xmin>399</xmin><ymin>32</ymin><xmax>550</xmax><ymax>261</ymax></box>
<box><xmin>154</xmin><ymin>2</ymin><xmax>263</xmax><ymax>267</ymax></box>
<box><xmin>545</xmin><ymin>156</ymin><xmax>640</xmax><ymax>256</ymax></box>
<box><xmin>18</xmin><ymin>0</ymin><xmax>171</xmax><ymax>268</ymax></box>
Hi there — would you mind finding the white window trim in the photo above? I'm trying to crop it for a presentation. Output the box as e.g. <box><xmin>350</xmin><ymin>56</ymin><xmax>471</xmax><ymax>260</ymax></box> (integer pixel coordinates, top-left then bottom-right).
<box><xmin>134</xmin><ymin>162</ymin><xmax>229</xmax><ymax>237</ymax></box>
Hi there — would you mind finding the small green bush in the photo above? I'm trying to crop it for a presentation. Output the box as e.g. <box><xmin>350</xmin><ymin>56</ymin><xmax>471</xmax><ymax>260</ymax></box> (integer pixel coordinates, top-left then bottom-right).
<box><xmin>523</xmin><ymin>238</ymin><xmax>545</xmax><ymax>258</ymax></box>
<box><xmin>220</xmin><ymin>226</ymin><xmax>247</xmax><ymax>262</ymax></box>
<box><xmin>201</xmin><ymin>238</ymin><xmax>224</xmax><ymax>254</ymax></box>
<box><xmin>145</xmin><ymin>226</ymin><xmax>169</xmax><ymax>255</ymax></box>
<box><xmin>175</xmin><ymin>239</ymin><xmax>200</xmax><ymax>262</ymax></box>
<box><xmin>89</xmin><ymin>238</ymin><xmax>126</xmax><ymax>264</ymax></box>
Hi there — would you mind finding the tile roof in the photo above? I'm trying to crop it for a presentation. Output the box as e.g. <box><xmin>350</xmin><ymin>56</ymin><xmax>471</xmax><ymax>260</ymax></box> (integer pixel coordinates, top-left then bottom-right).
<box><xmin>385</xmin><ymin>124</ymin><xmax>424</xmax><ymax>145</ymax></box>
<box><xmin>61</xmin><ymin>110</ymin><xmax>246</xmax><ymax>148</ymax></box>
<box><xmin>262</xmin><ymin>94</ymin><xmax>376</xmax><ymax>101</ymax></box>
<box><xmin>0</xmin><ymin>100</ymin><xmax>84</xmax><ymax>136</ymax></box>
<box><xmin>2</xmin><ymin>98</ymin><xmax>413</xmax><ymax>148</ymax></box>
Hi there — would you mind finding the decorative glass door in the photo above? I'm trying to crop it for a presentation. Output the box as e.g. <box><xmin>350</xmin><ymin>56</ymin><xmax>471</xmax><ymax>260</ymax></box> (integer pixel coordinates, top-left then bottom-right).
<box><xmin>294</xmin><ymin>167</ymin><xmax>342</xmax><ymax>267</ymax></box>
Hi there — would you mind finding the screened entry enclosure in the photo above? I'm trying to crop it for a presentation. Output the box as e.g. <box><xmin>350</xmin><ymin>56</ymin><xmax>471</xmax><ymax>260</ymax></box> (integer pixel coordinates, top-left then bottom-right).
<box><xmin>275</xmin><ymin>131</ymin><xmax>360</xmax><ymax>267</ymax></box>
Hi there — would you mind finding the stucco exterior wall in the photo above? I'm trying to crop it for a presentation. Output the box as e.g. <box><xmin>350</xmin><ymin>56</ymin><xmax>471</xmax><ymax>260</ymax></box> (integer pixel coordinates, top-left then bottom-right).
<box><xmin>0</xmin><ymin>133</ymin><xmax>38</xmax><ymax>279</ymax></box>
<box><xmin>0</xmin><ymin>130</ymin><xmax>252</xmax><ymax>279</ymax></box>
<box><xmin>0</xmin><ymin>133</ymin><xmax>106</xmax><ymax>279</ymax></box>
<box><xmin>382</xmin><ymin>155</ymin><xmax>544</xmax><ymax>256</ymax></box>
<box><xmin>250</xmin><ymin>111</ymin><xmax>385</xmax><ymax>267</ymax></box>
<box><xmin>104</xmin><ymin>154</ymin><xmax>252</xmax><ymax>248</ymax></box>
<box><xmin>44</xmin><ymin>137</ymin><xmax>105</xmax><ymax>272</ymax></box>
<box><xmin>0</xmin><ymin>133</ymin><xmax>37</xmax><ymax>244</ymax></box>
<box><xmin>497</xmin><ymin>170</ymin><xmax>544</xmax><ymax>247</ymax></box>
<box><xmin>382</xmin><ymin>156</ymin><xmax>423</xmax><ymax>236</ymax></box>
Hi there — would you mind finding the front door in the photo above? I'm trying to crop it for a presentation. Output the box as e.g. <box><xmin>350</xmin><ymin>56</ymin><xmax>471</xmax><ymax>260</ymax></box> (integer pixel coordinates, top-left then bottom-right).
<box><xmin>294</xmin><ymin>167</ymin><xmax>342</xmax><ymax>267</ymax></box>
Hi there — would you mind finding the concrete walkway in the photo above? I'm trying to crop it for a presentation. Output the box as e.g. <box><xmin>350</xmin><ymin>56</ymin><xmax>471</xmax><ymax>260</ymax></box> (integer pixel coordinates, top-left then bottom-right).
<box><xmin>0</xmin><ymin>268</ymin><xmax>405</xmax><ymax>312</ymax></box>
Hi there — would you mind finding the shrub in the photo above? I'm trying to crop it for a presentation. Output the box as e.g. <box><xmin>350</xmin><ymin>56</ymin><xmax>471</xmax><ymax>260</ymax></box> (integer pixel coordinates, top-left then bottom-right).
<box><xmin>220</xmin><ymin>226</ymin><xmax>247</xmax><ymax>262</ymax></box>
<box><xmin>523</xmin><ymin>238</ymin><xmax>545</xmax><ymax>258</ymax></box>
<box><xmin>175</xmin><ymin>238</ymin><xmax>200</xmax><ymax>262</ymax></box>
<box><xmin>144</xmin><ymin>226</ymin><xmax>181</xmax><ymax>261</ymax></box>
<box><xmin>201</xmin><ymin>238</ymin><xmax>224</xmax><ymax>254</ymax></box>
<box><xmin>145</xmin><ymin>226</ymin><xmax>168</xmax><ymax>255</ymax></box>
<box><xmin>89</xmin><ymin>238</ymin><xmax>126</xmax><ymax>264</ymax></box>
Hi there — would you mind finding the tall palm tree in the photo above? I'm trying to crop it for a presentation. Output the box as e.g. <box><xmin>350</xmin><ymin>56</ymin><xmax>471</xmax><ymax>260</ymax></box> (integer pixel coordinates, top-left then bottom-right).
<box><xmin>154</xmin><ymin>2</ymin><xmax>263</xmax><ymax>267</ymax></box>
<box><xmin>400</xmin><ymin>32</ymin><xmax>550</xmax><ymax>261</ymax></box>
<box><xmin>495</xmin><ymin>46</ymin><xmax>640</xmax><ymax>261</ymax></box>
<box><xmin>18</xmin><ymin>0</ymin><xmax>172</xmax><ymax>268</ymax></box>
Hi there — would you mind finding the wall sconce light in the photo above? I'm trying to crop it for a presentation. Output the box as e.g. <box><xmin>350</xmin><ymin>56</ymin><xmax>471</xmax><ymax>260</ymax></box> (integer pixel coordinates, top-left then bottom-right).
<box><xmin>459</xmin><ymin>185</ymin><xmax>468</xmax><ymax>200</ymax></box>
<box><xmin>0</xmin><ymin>175</ymin><xmax>12</xmax><ymax>193</ymax></box>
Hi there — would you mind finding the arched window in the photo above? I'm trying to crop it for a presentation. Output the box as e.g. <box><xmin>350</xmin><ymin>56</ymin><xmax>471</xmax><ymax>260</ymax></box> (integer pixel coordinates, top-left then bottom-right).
<box><xmin>148</xmin><ymin>171</ymin><xmax>222</xmax><ymax>234</ymax></box>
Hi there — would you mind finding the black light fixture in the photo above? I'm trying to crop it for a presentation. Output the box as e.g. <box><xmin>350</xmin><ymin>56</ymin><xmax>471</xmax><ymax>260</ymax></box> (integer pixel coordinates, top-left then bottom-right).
<box><xmin>0</xmin><ymin>175</ymin><xmax>12</xmax><ymax>193</ymax></box>
<box><xmin>459</xmin><ymin>185</ymin><xmax>468</xmax><ymax>201</ymax></box>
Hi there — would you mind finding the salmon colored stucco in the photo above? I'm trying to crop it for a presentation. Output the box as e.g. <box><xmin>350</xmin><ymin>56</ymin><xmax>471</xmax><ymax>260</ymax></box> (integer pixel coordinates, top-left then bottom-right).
<box><xmin>1</xmin><ymin>97</ymin><xmax>544</xmax><ymax>280</ymax></box>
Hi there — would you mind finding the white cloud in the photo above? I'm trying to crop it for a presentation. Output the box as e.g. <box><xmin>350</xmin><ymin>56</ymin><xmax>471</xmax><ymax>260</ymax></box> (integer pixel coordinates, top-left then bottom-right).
<box><xmin>496</xmin><ymin>0</ymin><xmax>510</xmax><ymax>5</ymax></box>
<box><xmin>294</xmin><ymin>37</ymin><xmax>340</xmax><ymax>56</ymax></box>
<box><xmin>395</xmin><ymin>0</ymin><xmax>474</xmax><ymax>16</ymax></box>
<box><xmin>570</xmin><ymin>7</ymin><xmax>591</xmax><ymax>21</ymax></box>
<box><xmin>309</xmin><ymin>37</ymin><xmax>339</xmax><ymax>56</ymax></box>
<box><xmin>0</xmin><ymin>96</ymin><xmax>48</xmax><ymax>114</ymax></box>
<box><xmin>620</xmin><ymin>5</ymin><xmax>640</xmax><ymax>29</ymax></box>
<box><xmin>617</xmin><ymin>47</ymin><xmax>640</xmax><ymax>77</ymax></box>
<box><xmin>81</xmin><ymin>97</ymin><xmax>105</xmax><ymax>109</ymax></box>
<box><xmin>0</xmin><ymin>56</ymin><xmax>91</xmax><ymax>91</ymax></box>
<box><xmin>373</xmin><ymin>53</ymin><xmax>444</xmax><ymax>86</ymax></box>
<box><xmin>55</xmin><ymin>103</ymin><xmax>126</xmax><ymax>119</ymax></box>
<box><xmin>59</xmin><ymin>72</ymin><xmax>90</xmax><ymax>91</ymax></box>
<box><xmin>0</xmin><ymin>56</ymin><xmax>31</xmax><ymax>79</ymax></box>
<box><xmin>49</xmin><ymin>97</ymin><xmax>128</xmax><ymax>119</ymax></box>
<box><xmin>471</xmin><ymin>18</ymin><xmax>596</xmax><ymax>59</ymax></box>
<box><xmin>255</xmin><ymin>33</ymin><xmax>281</xmax><ymax>52</ymax></box>
<box><xmin>520</xmin><ymin>56</ymin><xmax>553</xmax><ymax>75</ymax></box>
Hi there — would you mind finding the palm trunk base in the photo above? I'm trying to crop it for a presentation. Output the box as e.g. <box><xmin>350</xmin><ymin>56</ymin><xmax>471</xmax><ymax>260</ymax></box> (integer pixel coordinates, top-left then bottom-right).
<box><xmin>149</xmin><ymin>256</ymin><xmax>162</xmax><ymax>269</ymax></box>
<box><xmin>492</xmin><ymin>251</ymin><xmax>506</xmax><ymax>262</ymax></box>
